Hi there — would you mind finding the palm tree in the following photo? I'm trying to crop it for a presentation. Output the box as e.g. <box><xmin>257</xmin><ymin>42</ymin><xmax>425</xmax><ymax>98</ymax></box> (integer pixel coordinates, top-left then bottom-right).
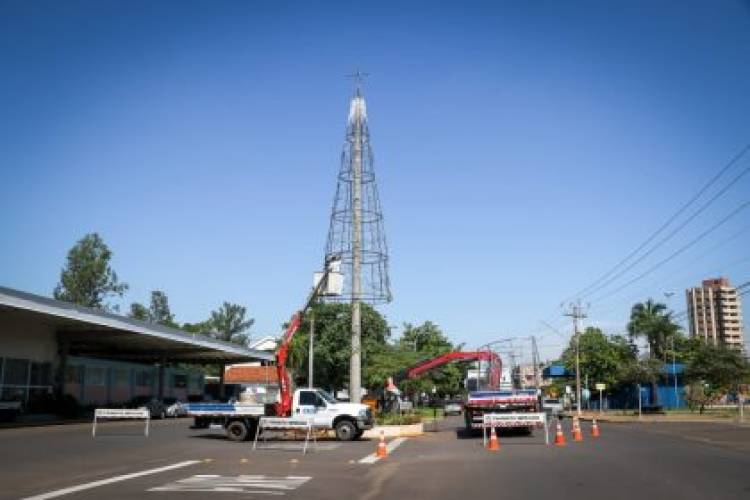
<box><xmin>627</xmin><ymin>299</ymin><xmax>679</xmax><ymax>359</ymax></box>
<box><xmin>627</xmin><ymin>299</ymin><xmax>681</xmax><ymax>406</ymax></box>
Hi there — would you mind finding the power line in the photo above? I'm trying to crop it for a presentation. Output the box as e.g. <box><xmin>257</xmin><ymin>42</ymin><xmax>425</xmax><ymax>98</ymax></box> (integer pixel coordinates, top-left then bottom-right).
<box><xmin>591</xmin><ymin>200</ymin><xmax>750</xmax><ymax>303</ymax></box>
<box><xmin>588</xmin><ymin>227</ymin><xmax>750</xmax><ymax>317</ymax></box>
<box><xmin>580</xmin><ymin>161</ymin><xmax>750</xmax><ymax>300</ymax></box>
<box><xmin>564</xmin><ymin>142</ymin><xmax>750</xmax><ymax>302</ymax></box>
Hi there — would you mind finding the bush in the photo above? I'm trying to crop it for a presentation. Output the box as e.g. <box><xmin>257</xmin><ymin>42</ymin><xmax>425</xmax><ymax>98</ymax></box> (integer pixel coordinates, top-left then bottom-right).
<box><xmin>375</xmin><ymin>412</ymin><xmax>422</xmax><ymax>425</ymax></box>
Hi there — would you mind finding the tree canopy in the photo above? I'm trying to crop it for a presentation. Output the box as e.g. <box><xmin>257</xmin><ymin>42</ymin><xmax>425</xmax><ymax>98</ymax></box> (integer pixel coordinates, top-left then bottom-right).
<box><xmin>627</xmin><ymin>299</ymin><xmax>680</xmax><ymax>359</ymax></box>
<box><xmin>209</xmin><ymin>302</ymin><xmax>255</xmax><ymax>346</ymax></box>
<box><xmin>288</xmin><ymin>302</ymin><xmax>389</xmax><ymax>394</ymax></box>
<box><xmin>128</xmin><ymin>290</ymin><xmax>177</xmax><ymax>328</ymax></box>
<box><xmin>53</xmin><ymin>233</ymin><xmax>128</xmax><ymax>311</ymax></box>
<box><xmin>561</xmin><ymin>327</ymin><xmax>636</xmax><ymax>391</ymax></box>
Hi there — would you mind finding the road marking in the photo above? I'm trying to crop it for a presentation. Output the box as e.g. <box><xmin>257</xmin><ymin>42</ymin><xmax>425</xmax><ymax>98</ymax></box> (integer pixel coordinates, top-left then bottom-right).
<box><xmin>358</xmin><ymin>437</ymin><xmax>408</xmax><ymax>464</ymax></box>
<box><xmin>149</xmin><ymin>475</ymin><xmax>311</xmax><ymax>494</ymax></box>
<box><xmin>21</xmin><ymin>460</ymin><xmax>201</xmax><ymax>500</ymax></box>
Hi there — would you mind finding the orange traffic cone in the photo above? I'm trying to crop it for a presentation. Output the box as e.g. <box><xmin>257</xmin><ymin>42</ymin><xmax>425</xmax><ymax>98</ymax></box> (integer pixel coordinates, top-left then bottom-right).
<box><xmin>376</xmin><ymin>430</ymin><xmax>388</xmax><ymax>458</ymax></box>
<box><xmin>572</xmin><ymin>417</ymin><xmax>583</xmax><ymax>442</ymax></box>
<box><xmin>591</xmin><ymin>418</ymin><xmax>600</xmax><ymax>438</ymax></box>
<box><xmin>487</xmin><ymin>427</ymin><xmax>500</xmax><ymax>451</ymax></box>
<box><xmin>554</xmin><ymin>421</ymin><xmax>566</xmax><ymax>446</ymax></box>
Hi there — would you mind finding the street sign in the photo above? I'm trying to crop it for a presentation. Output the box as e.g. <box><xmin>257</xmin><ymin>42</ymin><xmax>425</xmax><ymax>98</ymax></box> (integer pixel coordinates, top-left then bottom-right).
<box><xmin>565</xmin><ymin>385</ymin><xmax>571</xmax><ymax>394</ymax></box>
<box><xmin>595</xmin><ymin>383</ymin><xmax>606</xmax><ymax>391</ymax></box>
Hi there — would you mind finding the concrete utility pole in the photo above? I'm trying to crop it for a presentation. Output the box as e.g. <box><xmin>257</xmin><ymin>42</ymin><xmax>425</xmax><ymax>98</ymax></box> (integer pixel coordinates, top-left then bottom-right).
<box><xmin>564</xmin><ymin>300</ymin><xmax>587</xmax><ymax>417</ymax></box>
<box><xmin>308</xmin><ymin>313</ymin><xmax>315</xmax><ymax>389</ymax></box>
<box><xmin>349</xmin><ymin>87</ymin><xmax>364</xmax><ymax>404</ymax></box>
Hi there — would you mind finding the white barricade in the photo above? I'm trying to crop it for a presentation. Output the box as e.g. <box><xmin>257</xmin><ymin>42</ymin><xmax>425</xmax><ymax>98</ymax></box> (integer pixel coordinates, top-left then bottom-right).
<box><xmin>253</xmin><ymin>417</ymin><xmax>317</xmax><ymax>454</ymax></box>
<box><xmin>93</xmin><ymin>408</ymin><xmax>150</xmax><ymax>437</ymax></box>
<box><xmin>482</xmin><ymin>412</ymin><xmax>549</xmax><ymax>446</ymax></box>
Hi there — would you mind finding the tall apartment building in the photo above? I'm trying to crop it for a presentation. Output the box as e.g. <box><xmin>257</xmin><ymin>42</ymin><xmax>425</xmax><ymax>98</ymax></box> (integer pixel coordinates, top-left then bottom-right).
<box><xmin>686</xmin><ymin>277</ymin><xmax>744</xmax><ymax>350</ymax></box>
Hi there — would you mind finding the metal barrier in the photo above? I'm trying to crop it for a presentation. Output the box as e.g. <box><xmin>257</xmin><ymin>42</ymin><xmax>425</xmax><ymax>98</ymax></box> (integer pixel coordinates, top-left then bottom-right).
<box><xmin>92</xmin><ymin>408</ymin><xmax>150</xmax><ymax>437</ymax></box>
<box><xmin>252</xmin><ymin>417</ymin><xmax>317</xmax><ymax>454</ymax></box>
<box><xmin>481</xmin><ymin>412</ymin><xmax>549</xmax><ymax>446</ymax></box>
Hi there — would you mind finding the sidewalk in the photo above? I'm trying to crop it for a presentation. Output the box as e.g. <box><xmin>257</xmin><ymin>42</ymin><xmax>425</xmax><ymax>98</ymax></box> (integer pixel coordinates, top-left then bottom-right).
<box><xmin>563</xmin><ymin>410</ymin><xmax>749</xmax><ymax>425</ymax></box>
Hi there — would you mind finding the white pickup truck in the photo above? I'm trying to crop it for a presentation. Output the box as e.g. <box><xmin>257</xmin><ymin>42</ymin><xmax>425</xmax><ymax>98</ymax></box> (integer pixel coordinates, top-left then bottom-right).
<box><xmin>186</xmin><ymin>388</ymin><xmax>373</xmax><ymax>442</ymax></box>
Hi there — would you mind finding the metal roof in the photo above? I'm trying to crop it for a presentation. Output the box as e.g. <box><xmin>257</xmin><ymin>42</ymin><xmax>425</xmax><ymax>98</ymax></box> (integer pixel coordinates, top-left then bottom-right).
<box><xmin>0</xmin><ymin>286</ymin><xmax>274</xmax><ymax>364</ymax></box>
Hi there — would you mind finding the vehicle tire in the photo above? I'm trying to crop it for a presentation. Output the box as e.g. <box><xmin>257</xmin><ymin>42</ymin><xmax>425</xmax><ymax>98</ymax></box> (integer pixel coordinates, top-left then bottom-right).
<box><xmin>334</xmin><ymin>419</ymin><xmax>357</xmax><ymax>441</ymax></box>
<box><xmin>159</xmin><ymin>410</ymin><xmax>166</xmax><ymax>420</ymax></box>
<box><xmin>226</xmin><ymin>421</ymin><xmax>249</xmax><ymax>442</ymax></box>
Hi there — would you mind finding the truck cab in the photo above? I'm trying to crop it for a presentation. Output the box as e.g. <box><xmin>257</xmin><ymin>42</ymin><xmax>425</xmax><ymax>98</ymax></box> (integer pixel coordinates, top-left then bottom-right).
<box><xmin>293</xmin><ymin>388</ymin><xmax>373</xmax><ymax>441</ymax></box>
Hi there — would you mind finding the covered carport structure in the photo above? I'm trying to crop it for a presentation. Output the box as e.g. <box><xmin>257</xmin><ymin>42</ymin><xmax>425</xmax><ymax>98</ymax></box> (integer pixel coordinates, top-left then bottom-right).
<box><xmin>0</xmin><ymin>286</ymin><xmax>273</xmax><ymax>404</ymax></box>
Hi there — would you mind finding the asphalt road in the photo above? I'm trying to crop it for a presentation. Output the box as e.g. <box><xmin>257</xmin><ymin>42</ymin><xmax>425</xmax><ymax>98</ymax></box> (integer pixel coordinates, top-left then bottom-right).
<box><xmin>1</xmin><ymin>416</ymin><xmax>749</xmax><ymax>499</ymax></box>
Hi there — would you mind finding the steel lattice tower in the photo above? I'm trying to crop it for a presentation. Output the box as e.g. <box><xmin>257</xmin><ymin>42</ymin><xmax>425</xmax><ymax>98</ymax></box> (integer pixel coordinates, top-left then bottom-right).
<box><xmin>325</xmin><ymin>73</ymin><xmax>391</xmax><ymax>402</ymax></box>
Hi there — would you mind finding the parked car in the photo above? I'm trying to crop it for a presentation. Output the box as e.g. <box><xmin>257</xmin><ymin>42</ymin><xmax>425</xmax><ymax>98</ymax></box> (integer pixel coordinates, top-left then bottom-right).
<box><xmin>128</xmin><ymin>396</ymin><xmax>167</xmax><ymax>419</ymax></box>
<box><xmin>542</xmin><ymin>398</ymin><xmax>563</xmax><ymax>415</ymax></box>
<box><xmin>444</xmin><ymin>400</ymin><xmax>463</xmax><ymax>416</ymax></box>
<box><xmin>163</xmin><ymin>397</ymin><xmax>187</xmax><ymax>418</ymax></box>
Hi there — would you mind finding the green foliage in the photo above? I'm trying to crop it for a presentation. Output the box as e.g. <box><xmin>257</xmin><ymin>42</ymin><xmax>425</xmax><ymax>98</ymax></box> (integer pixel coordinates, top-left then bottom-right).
<box><xmin>627</xmin><ymin>299</ymin><xmax>680</xmax><ymax>359</ymax></box>
<box><xmin>375</xmin><ymin>412</ymin><xmax>423</xmax><ymax>425</ymax></box>
<box><xmin>400</xmin><ymin>321</ymin><xmax>453</xmax><ymax>355</ymax></box>
<box><xmin>684</xmin><ymin>343</ymin><xmax>750</xmax><ymax>412</ymax></box>
<box><xmin>148</xmin><ymin>290</ymin><xmax>176</xmax><ymax>327</ymax></box>
<box><xmin>561</xmin><ymin>327</ymin><xmax>636</xmax><ymax>391</ymax></box>
<box><xmin>396</xmin><ymin>322</ymin><xmax>463</xmax><ymax>398</ymax></box>
<box><xmin>129</xmin><ymin>290</ymin><xmax>177</xmax><ymax>328</ymax></box>
<box><xmin>619</xmin><ymin>357</ymin><xmax>663</xmax><ymax>386</ymax></box>
<box><xmin>129</xmin><ymin>302</ymin><xmax>149</xmax><ymax>321</ymax></box>
<box><xmin>53</xmin><ymin>233</ymin><xmax>128</xmax><ymax>311</ymax></box>
<box><xmin>209</xmin><ymin>302</ymin><xmax>255</xmax><ymax>346</ymax></box>
<box><xmin>288</xmin><ymin>302</ymin><xmax>389</xmax><ymax>393</ymax></box>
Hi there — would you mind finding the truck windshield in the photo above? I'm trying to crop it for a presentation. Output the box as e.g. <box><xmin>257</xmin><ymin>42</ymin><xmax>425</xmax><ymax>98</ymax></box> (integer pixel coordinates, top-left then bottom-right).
<box><xmin>317</xmin><ymin>390</ymin><xmax>338</xmax><ymax>404</ymax></box>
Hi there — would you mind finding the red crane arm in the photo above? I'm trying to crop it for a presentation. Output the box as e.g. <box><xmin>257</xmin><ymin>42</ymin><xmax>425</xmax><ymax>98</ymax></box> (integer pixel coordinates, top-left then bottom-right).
<box><xmin>273</xmin><ymin>257</ymin><xmax>339</xmax><ymax>416</ymax></box>
<box><xmin>402</xmin><ymin>350</ymin><xmax>502</xmax><ymax>389</ymax></box>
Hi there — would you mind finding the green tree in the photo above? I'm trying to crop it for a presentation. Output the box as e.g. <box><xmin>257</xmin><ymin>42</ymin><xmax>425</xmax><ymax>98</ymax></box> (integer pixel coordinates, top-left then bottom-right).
<box><xmin>684</xmin><ymin>343</ymin><xmax>750</xmax><ymax>413</ymax></box>
<box><xmin>209</xmin><ymin>302</ymin><xmax>255</xmax><ymax>346</ymax></box>
<box><xmin>560</xmin><ymin>327</ymin><xmax>636</xmax><ymax>391</ymax></box>
<box><xmin>400</xmin><ymin>321</ymin><xmax>453</xmax><ymax>355</ymax></box>
<box><xmin>128</xmin><ymin>290</ymin><xmax>177</xmax><ymax>327</ymax></box>
<box><xmin>395</xmin><ymin>322</ymin><xmax>463</xmax><ymax>399</ymax></box>
<box><xmin>128</xmin><ymin>302</ymin><xmax>149</xmax><ymax>320</ymax></box>
<box><xmin>53</xmin><ymin>233</ymin><xmax>128</xmax><ymax>311</ymax></box>
<box><xmin>148</xmin><ymin>290</ymin><xmax>176</xmax><ymax>327</ymax></box>
<box><xmin>288</xmin><ymin>302</ymin><xmax>389</xmax><ymax>394</ymax></box>
<box><xmin>627</xmin><ymin>299</ymin><xmax>680</xmax><ymax>359</ymax></box>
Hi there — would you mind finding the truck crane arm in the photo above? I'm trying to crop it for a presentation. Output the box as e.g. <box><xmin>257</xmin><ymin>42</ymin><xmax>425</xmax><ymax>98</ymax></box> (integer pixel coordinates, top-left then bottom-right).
<box><xmin>385</xmin><ymin>350</ymin><xmax>502</xmax><ymax>393</ymax></box>
<box><xmin>274</xmin><ymin>256</ymin><xmax>340</xmax><ymax>417</ymax></box>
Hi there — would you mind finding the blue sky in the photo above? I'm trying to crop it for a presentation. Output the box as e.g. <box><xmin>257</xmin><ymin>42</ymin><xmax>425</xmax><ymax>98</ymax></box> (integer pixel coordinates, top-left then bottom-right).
<box><xmin>2</xmin><ymin>1</ymin><xmax>749</xmax><ymax>360</ymax></box>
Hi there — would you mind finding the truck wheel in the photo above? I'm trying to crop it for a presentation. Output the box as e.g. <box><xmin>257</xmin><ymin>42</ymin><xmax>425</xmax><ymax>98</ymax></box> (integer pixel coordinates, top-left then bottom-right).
<box><xmin>335</xmin><ymin>419</ymin><xmax>357</xmax><ymax>441</ymax></box>
<box><xmin>226</xmin><ymin>421</ymin><xmax>249</xmax><ymax>442</ymax></box>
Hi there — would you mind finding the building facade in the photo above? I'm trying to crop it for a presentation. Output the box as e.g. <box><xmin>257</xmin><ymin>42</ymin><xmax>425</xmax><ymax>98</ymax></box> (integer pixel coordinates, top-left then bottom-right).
<box><xmin>686</xmin><ymin>277</ymin><xmax>744</xmax><ymax>350</ymax></box>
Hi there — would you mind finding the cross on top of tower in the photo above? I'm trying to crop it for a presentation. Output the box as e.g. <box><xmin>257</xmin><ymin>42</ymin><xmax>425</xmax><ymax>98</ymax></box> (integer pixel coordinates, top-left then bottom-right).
<box><xmin>346</xmin><ymin>68</ymin><xmax>369</xmax><ymax>94</ymax></box>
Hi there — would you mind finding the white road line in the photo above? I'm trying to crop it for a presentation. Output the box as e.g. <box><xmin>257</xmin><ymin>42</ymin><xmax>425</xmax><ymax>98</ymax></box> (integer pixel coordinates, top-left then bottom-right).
<box><xmin>21</xmin><ymin>460</ymin><xmax>201</xmax><ymax>500</ymax></box>
<box><xmin>358</xmin><ymin>437</ymin><xmax>408</xmax><ymax>464</ymax></box>
<box><xmin>149</xmin><ymin>475</ymin><xmax>311</xmax><ymax>494</ymax></box>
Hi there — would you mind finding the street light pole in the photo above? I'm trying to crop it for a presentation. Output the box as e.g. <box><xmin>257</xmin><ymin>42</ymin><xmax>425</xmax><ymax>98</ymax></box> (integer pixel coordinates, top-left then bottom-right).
<box><xmin>672</xmin><ymin>336</ymin><xmax>678</xmax><ymax>409</ymax></box>
<box><xmin>308</xmin><ymin>313</ymin><xmax>315</xmax><ymax>389</ymax></box>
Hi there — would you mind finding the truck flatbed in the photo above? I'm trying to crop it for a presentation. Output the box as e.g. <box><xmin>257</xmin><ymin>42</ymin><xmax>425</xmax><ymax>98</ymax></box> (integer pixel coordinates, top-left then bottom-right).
<box><xmin>185</xmin><ymin>403</ymin><xmax>265</xmax><ymax>417</ymax></box>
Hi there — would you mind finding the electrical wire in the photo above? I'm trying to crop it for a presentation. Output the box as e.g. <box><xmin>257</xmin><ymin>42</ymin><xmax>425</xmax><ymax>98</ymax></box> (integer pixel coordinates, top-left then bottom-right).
<box><xmin>564</xmin><ymin>142</ymin><xmax>750</xmax><ymax>302</ymax></box>
<box><xmin>591</xmin><ymin>200</ymin><xmax>750</xmax><ymax>303</ymax></box>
